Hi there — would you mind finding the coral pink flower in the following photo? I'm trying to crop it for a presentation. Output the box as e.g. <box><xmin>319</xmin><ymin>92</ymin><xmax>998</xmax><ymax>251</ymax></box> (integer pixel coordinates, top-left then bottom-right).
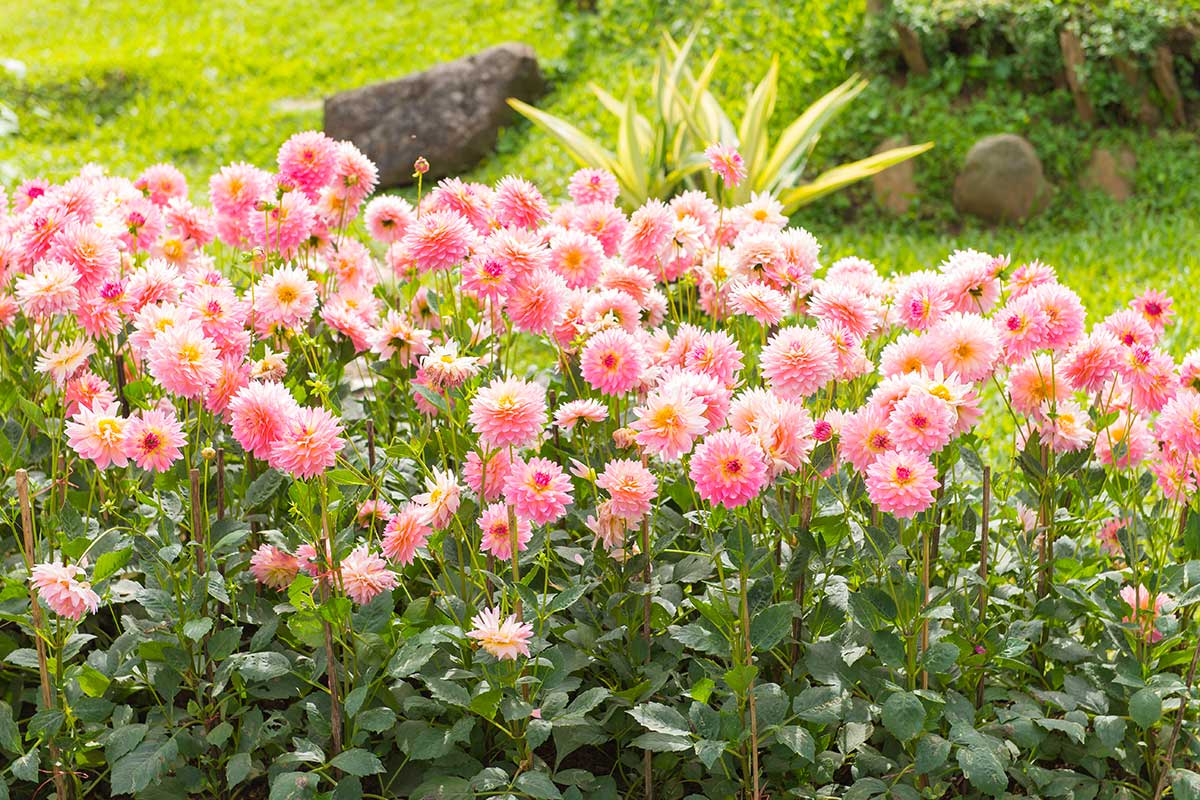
<box><xmin>250</xmin><ymin>545</ymin><xmax>300</xmax><ymax>589</ymax></box>
<box><xmin>1027</xmin><ymin>283</ymin><xmax>1086</xmax><ymax>352</ymax></box>
<box><xmin>994</xmin><ymin>294</ymin><xmax>1048</xmax><ymax>364</ymax></box>
<box><xmin>880</xmin><ymin>333</ymin><xmax>936</xmax><ymax>378</ymax></box>
<box><xmin>407</xmin><ymin>212</ymin><xmax>477</xmax><ymax>276</ymax></box>
<box><xmin>209</xmin><ymin>162</ymin><xmax>271</xmax><ymax>218</ymax></box>
<box><xmin>685</xmin><ymin>330</ymin><xmax>744</xmax><ymax>387</ymax></box>
<box><xmin>507</xmin><ymin>268</ymin><xmax>568</xmax><ymax>334</ymax></box>
<box><xmin>581</xmin><ymin>328</ymin><xmax>646</xmax><ymax>396</ymax></box>
<box><xmin>355</xmin><ymin>498</ymin><xmax>393</xmax><ymax>528</ymax></box>
<box><xmin>30</xmin><ymin>561</ymin><xmax>100</xmax><ymax>620</ymax></box>
<box><xmin>251</xmin><ymin>190</ymin><xmax>316</xmax><ymax>255</ymax></box>
<box><xmin>809</xmin><ymin>282</ymin><xmax>881</xmax><ymax>340</ymax></box>
<box><xmin>631</xmin><ymin>383</ymin><xmax>709</xmax><ymax>460</ymax></box>
<box><xmin>49</xmin><ymin>220</ymin><xmax>120</xmax><ymax>290</ymax></box>
<box><xmin>147</xmin><ymin>319</ymin><xmax>221</xmax><ymax>399</ymax></box>
<box><xmin>135</xmin><ymin>163</ymin><xmax>188</xmax><ymax>206</ymax></box>
<box><xmin>340</xmin><ymin>545</ymin><xmax>398</xmax><ymax>605</ymax></box>
<box><xmin>1007</xmin><ymin>355</ymin><xmax>1070</xmax><ymax>416</ymax></box>
<box><xmin>64</xmin><ymin>372</ymin><xmax>116</xmax><ymax>417</ymax></box>
<box><xmin>493</xmin><ymin>175</ymin><xmax>549</xmax><ymax>229</ymax></box>
<box><xmin>865</xmin><ymin>450</ymin><xmax>940</xmax><ymax>519</ymax></box>
<box><xmin>1153</xmin><ymin>448</ymin><xmax>1196</xmax><ymax>501</ymax></box>
<box><xmin>620</xmin><ymin>200</ymin><xmax>673</xmax><ymax>270</ymax></box>
<box><xmin>689</xmin><ymin>430</ymin><xmax>769</xmax><ymax>509</ymax></box>
<box><xmin>268</xmin><ymin>406</ymin><xmax>346</xmax><ymax>479</ymax></box>
<box><xmin>887</xmin><ymin>391</ymin><xmax>956</xmax><ymax>455</ymax></box>
<box><xmin>1131</xmin><ymin>288</ymin><xmax>1174</xmax><ymax>335</ymax></box>
<box><xmin>549</xmin><ymin>228</ymin><xmax>605</xmax><ymax>288</ymax></box>
<box><xmin>1120</xmin><ymin>584</ymin><xmax>1170</xmax><ymax>642</ymax></box>
<box><xmin>554</xmin><ymin>398</ymin><xmax>608</xmax><ymax>430</ymax></box>
<box><xmin>504</xmin><ymin>457</ymin><xmax>573</xmax><ymax>524</ymax></box>
<box><xmin>1038</xmin><ymin>400</ymin><xmax>1093</xmax><ymax>452</ymax></box>
<box><xmin>229</xmin><ymin>382</ymin><xmax>301</xmax><ymax>459</ymax></box>
<box><xmin>465</xmin><ymin>448</ymin><xmax>513</xmax><ymax>504</ymax></box>
<box><xmin>123</xmin><ymin>408</ymin><xmax>186</xmax><ymax>471</ymax></box>
<box><xmin>568</xmin><ymin>168</ymin><xmax>620</xmax><ymax>205</ymax></box>
<box><xmin>478</xmin><ymin>502</ymin><xmax>532</xmax><ymax>560</ymax></box>
<box><xmin>469</xmin><ymin>376</ymin><xmax>547</xmax><ymax>450</ymax></box>
<box><xmin>572</xmin><ymin>202</ymin><xmax>627</xmax><ymax>257</ymax></box>
<box><xmin>1096</xmin><ymin>517</ymin><xmax>1128</xmax><ymax>557</ymax></box>
<box><xmin>468</xmin><ymin>607</ymin><xmax>533</xmax><ymax>660</ymax></box>
<box><xmin>705</xmin><ymin>142</ymin><xmax>746</xmax><ymax>187</ymax></box>
<box><xmin>761</xmin><ymin>326</ymin><xmax>836</xmax><ymax>399</ymax></box>
<box><xmin>1157</xmin><ymin>392</ymin><xmax>1200</xmax><ymax>457</ymax></box>
<box><xmin>941</xmin><ymin>249</ymin><xmax>1003</xmax><ymax>313</ymax></box>
<box><xmin>277</xmin><ymin>130</ymin><xmax>338</xmax><ymax>199</ymax></box>
<box><xmin>894</xmin><ymin>270</ymin><xmax>952</xmax><ymax>331</ymax></box>
<box><xmin>1008</xmin><ymin>260</ymin><xmax>1057</xmax><ymax>297</ymax></box>
<box><xmin>582</xmin><ymin>287</ymin><xmax>641</xmax><ymax>332</ymax></box>
<box><xmin>928</xmin><ymin>312</ymin><xmax>1000</xmax><ymax>382</ymax></box>
<box><xmin>413</xmin><ymin>468</ymin><xmax>462</xmax><ymax>529</ymax></box>
<box><xmin>596</xmin><ymin>459</ymin><xmax>658</xmax><ymax>520</ymax></box>
<box><xmin>1061</xmin><ymin>330</ymin><xmax>1123</xmax><ymax>394</ymax></box>
<box><xmin>382</xmin><ymin>503</ymin><xmax>433</xmax><ymax>565</ymax></box>
<box><xmin>66</xmin><ymin>401</ymin><xmax>127</xmax><ymax>469</ymax></box>
<box><xmin>1103</xmin><ymin>309</ymin><xmax>1156</xmax><ymax>348</ymax></box>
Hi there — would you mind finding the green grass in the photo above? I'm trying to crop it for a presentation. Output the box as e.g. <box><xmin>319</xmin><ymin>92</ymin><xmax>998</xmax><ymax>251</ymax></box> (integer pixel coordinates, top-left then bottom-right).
<box><xmin>1</xmin><ymin>0</ymin><xmax>1197</xmax><ymax>325</ymax></box>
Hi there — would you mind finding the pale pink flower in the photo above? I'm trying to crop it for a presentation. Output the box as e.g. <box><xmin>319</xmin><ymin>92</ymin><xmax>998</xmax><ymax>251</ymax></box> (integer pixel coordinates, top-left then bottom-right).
<box><xmin>135</xmin><ymin>163</ymin><xmax>188</xmax><ymax>206</ymax></box>
<box><xmin>277</xmin><ymin>130</ymin><xmax>338</xmax><ymax>198</ymax></box>
<box><xmin>478</xmin><ymin>502</ymin><xmax>532</xmax><ymax>560</ymax></box>
<box><xmin>16</xmin><ymin>259</ymin><xmax>79</xmax><ymax>318</ymax></box>
<box><xmin>941</xmin><ymin>249</ymin><xmax>1003</xmax><ymax>313</ymax></box>
<box><xmin>620</xmin><ymin>200</ymin><xmax>673</xmax><ymax>270</ymax></box>
<box><xmin>146</xmin><ymin>319</ymin><xmax>221</xmax><ymax>399</ymax></box>
<box><xmin>468</xmin><ymin>607</ymin><xmax>533</xmax><ymax>660</ymax></box>
<box><xmin>568</xmin><ymin>168</ymin><xmax>620</xmax><ymax>205</ymax></box>
<box><xmin>1038</xmin><ymin>400</ymin><xmax>1093</xmax><ymax>453</ymax></box>
<box><xmin>1152</xmin><ymin>448</ymin><xmax>1196</xmax><ymax>501</ymax></box>
<box><xmin>631</xmin><ymin>382</ymin><xmax>709</xmax><ymax>460</ymax></box>
<box><xmin>587</xmin><ymin>499</ymin><xmax>631</xmax><ymax>551</ymax></box>
<box><xmin>507</xmin><ymin>268</ymin><xmax>568</xmax><ymax>335</ymax></box>
<box><xmin>30</xmin><ymin>561</ymin><xmax>100</xmax><ymax>620</ymax></box>
<box><xmin>469</xmin><ymin>376</ymin><xmax>547</xmax><ymax>450</ymax></box>
<box><xmin>865</xmin><ymin>450</ymin><xmax>940</xmax><ymax>519</ymax></box>
<box><xmin>340</xmin><ymin>545</ymin><xmax>398</xmax><ymax>605</ymax></box>
<box><xmin>839</xmin><ymin>404</ymin><xmax>894</xmax><ymax>472</ymax></box>
<box><xmin>123</xmin><ymin>408</ymin><xmax>186</xmax><ymax>471</ymax></box>
<box><xmin>554</xmin><ymin>398</ymin><xmax>608</xmax><ymax>430</ymax></box>
<box><xmin>1096</xmin><ymin>517</ymin><xmax>1128</xmax><ymax>557</ymax></box>
<box><xmin>928</xmin><ymin>312</ymin><xmax>1000</xmax><ymax>382</ymax></box>
<box><xmin>1007</xmin><ymin>260</ymin><xmax>1057</xmax><ymax>297</ymax></box>
<box><xmin>369</xmin><ymin>309</ymin><xmax>431</xmax><ymax>364</ymax></box>
<box><xmin>382</xmin><ymin>503</ymin><xmax>433</xmax><ymax>565</ymax></box>
<box><xmin>268</xmin><ymin>406</ymin><xmax>346</xmax><ymax>479</ymax></box>
<box><xmin>894</xmin><ymin>270</ymin><xmax>951</xmax><ymax>331</ymax></box>
<box><xmin>879</xmin><ymin>333</ymin><xmax>937</xmax><ymax>378</ymax></box>
<box><xmin>761</xmin><ymin>326</ymin><xmax>836</xmax><ymax>399</ymax></box>
<box><xmin>421</xmin><ymin>342</ymin><xmax>479</xmax><ymax>389</ymax></box>
<box><xmin>414</xmin><ymin>468</ymin><xmax>462</xmax><ymax>529</ymax></box>
<box><xmin>229</xmin><ymin>382</ymin><xmax>301</xmax><ymax>459</ymax></box>
<box><xmin>705</xmin><ymin>142</ymin><xmax>746</xmax><ymax>187</ymax></box>
<box><xmin>572</xmin><ymin>202</ymin><xmax>626</xmax><ymax>256</ymax></box>
<box><xmin>581</xmin><ymin>328</ymin><xmax>646</xmax><ymax>396</ymax></box>
<box><xmin>809</xmin><ymin>282</ymin><xmax>881</xmax><ymax>340</ymax></box>
<box><xmin>596</xmin><ymin>459</ymin><xmax>658</xmax><ymax>521</ymax></box>
<box><xmin>250</xmin><ymin>545</ymin><xmax>300</xmax><ymax>589</ymax></box>
<box><xmin>493</xmin><ymin>175</ymin><xmax>549</xmax><ymax>230</ymax></box>
<box><xmin>405</xmin><ymin>210</ymin><xmax>476</xmax><ymax>273</ymax></box>
<box><xmin>355</xmin><ymin>498</ymin><xmax>393</xmax><ymax>528</ymax></box>
<box><xmin>684</xmin><ymin>331</ymin><xmax>744</xmax><ymax>388</ymax></box>
<box><xmin>1095</xmin><ymin>412</ymin><xmax>1154</xmax><ymax>469</ymax></box>
<box><xmin>363</xmin><ymin>196</ymin><xmax>415</xmax><ymax>243</ymax></box>
<box><xmin>1061</xmin><ymin>330</ymin><xmax>1123</xmax><ymax>394</ymax></box>
<box><xmin>253</xmin><ymin>266</ymin><xmax>318</xmax><ymax>332</ymax></box>
<box><xmin>64</xmin><ymin>372</ymin><xmax>116</xmax><ymax>416</ymax></box>
<box><xmin>504</xmin><ymin>457</ymin><xmax>573</xmax><ymax>525</ymax></box>
<box><xmin>887</xmin><ymin>391</ymin><xmax>956</xmax><ymax>455</ymax></box>
<box><xmin>1157</xmin><ymin>392</ymin><xmax>1200</xmax><ymax>457</ymax></box>
<box><xmin>729</xmin><ymin>281</ymin><xmax>789</xmax><ymax>326</ymax></box>
<box><xmin>994</xmin><ymin>294</ymin><xmax>1048</xmax><ymax>364</ymax></box>
<box><xmin>66</xmin><ymin>401</ymin><xmax>127</xmax><ymax>469</ymax></box>
<box><xmin>689</xmin><ymin>430</ymin><xmax>768</xmax><ymax>509</ymax></box>
<box><xmin>1119</xmin><ymin>344</ymin><xmax>1178</xmax><ymax>414</ymax></box>
<box><xmin>1027</xmin><ymin>283</ymin><xmax>1086</xmax><ymax>351</ymax></box>
<box><xmin>36</xmin><ymin>337</ymin><xmax>94</xmax><ymax>387</ymax></box>
<box><xmin>209</xmin><ymin>162</ymin><xmax>271</xmax><ymax>218</ymax></box>
<box><xmin>1008</xmin><ymin>355</ymin><xmax>1070</xmax><ymax>417</ymax></box>
<box><xmin>1103</xmin><ymin>309</ymin><xmax>1156</xmax><ymax>348</ymax></box>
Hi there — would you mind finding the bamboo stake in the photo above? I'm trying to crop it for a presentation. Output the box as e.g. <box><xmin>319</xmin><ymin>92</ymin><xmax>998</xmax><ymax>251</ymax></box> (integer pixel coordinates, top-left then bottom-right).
<box><xmin>976</xmin><ymin>466</ymin><xmax>991</xmax><ymax>709</ymax></box>
<box><xmin>17</xmin><ymin>470</ymin><xmax>67</xmax><ymax>800</ymax></box>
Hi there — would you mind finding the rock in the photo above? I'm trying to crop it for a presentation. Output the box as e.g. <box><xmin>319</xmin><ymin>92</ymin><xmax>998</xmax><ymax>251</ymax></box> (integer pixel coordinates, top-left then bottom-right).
<box><xmin>1081</xmin><ymin>146</ymin><xmax>1136</xmax><ymax>202</ymax></box>
<box><xmin>953</xmin><ymin>134</ymin><xmax>1051</xmax><ymax>224</ymax></box>
<box><xmin>871</xmin><ymin>136</ymin><xmax>917</xmax><ymax>215</ymax></box>
<box><xmin>324</xmin><ymin>43</ymin><xmax>545</xmax><ymax>188</ymax></box>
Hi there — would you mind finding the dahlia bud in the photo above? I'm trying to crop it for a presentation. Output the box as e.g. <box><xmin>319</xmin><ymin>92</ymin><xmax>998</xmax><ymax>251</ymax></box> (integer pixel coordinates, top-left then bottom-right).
<box><xmin>413</xmin><ymin>156</ymin><xmax>430</xmax><ymax>177</ymax></box>
<box><xmin>201</xmin><ymin>447</ymin><xmax>216</xmax><ymax>461</ymax></box>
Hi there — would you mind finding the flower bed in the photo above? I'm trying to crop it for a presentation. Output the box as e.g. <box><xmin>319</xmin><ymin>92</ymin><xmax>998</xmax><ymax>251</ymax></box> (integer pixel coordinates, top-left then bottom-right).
<box><xmin>0</xmin><ymin>132</ymin><xmax>1198</xmax><ymax>799</ymax></box>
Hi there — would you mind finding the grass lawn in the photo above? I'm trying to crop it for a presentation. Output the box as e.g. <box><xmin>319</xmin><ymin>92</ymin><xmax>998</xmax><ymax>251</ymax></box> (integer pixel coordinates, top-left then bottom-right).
<box><xmin>1</xmin><ymin>0</ymin><xmax>1197</xmax><ymax>345</ymax></box>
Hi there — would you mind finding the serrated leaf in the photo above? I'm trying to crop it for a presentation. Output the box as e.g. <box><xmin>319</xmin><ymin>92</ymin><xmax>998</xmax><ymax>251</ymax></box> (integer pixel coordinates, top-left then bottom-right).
<box><xmin>629</xmin><ymin>702</ymin><xmax>690</xmax><ymax>736</ymax></box>
<box><xmin>1130</xmin><ymin>687</ymin><xmax>1162</xmax><ymax>729</ymax></box>
<box><xmin>695</xmin><ymin>738</ymin><xmax>726</xmax><ymax>768</ymax></box>
<box><xmin>882</xmin><ymin>692</ymin><xmax>925</xmax><ymax>741</ymax></box>
<box><xmin>329</xmin><ymin>748</ymin><xmax>384</xmax><ymax>776</ymax></box>
<box><xmin>915</xmin><ymin>734</ymin><xmax>950</xmax><ymax>774</ymax></box>
<box><xmin>515</xmin><ymin>771</ymin><xmax>562</xmax><ymax>799</ymax></box>
<box><xmin>776</xmin><ymin>725</ymin><xmax>814</xmax><ymax>761</ymax></box>
<box><xmin>245</xmin><ymin>469</ymin><xmax>286</xmax><ymax>511</ymax></box>
<box><xmin>631</xmin><ymin>732</ymin><xmax>692</xmax><ymax>751</ymax></box>
<box><xmin>236</xmin><ymin>652</ymin><xmax>290</xmax><ymax>682</ymax></box>
<box><xmin>111</xmin><ymin>735</ymin><xmax>179</xmax><ymax>795</ymax></box>
<box><xmin>93</xmin><ymin>547</ymin><xmax>131</xmax><ymax>583</ymax></box>
<box><xmin>749</xmin><ymin>603</ymin><xmax>794</xmax><ymax>652</ymax></box>
<box><xmin>957</xmin><ymin>745</ymin><xmax>1007</xmax><ymax>796</ymax></box>
<box><xmin>183</xmin><ymin>618</ymin><xmax>213</xmax><ymax>641</ymax></box>
<box><xmin>12</xmin><ymin>749</ymin><xmax>37</xmax><ymax>782</ymax></box>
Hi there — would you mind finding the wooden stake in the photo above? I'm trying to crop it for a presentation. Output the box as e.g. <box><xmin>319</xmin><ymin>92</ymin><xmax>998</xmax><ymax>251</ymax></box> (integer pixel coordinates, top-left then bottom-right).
<box><xmin>318</xmin><ymin>477</ymin><xmax>343</xmax><ymax>756</ymax></box>
<box><xmin>641</xmin><ymin>513</ymin><xmax>653</xmax><ymax>800</ymax></box>
<box><xmin>17</xmin><ymin>470</ymin><xmax>67</xmax><ymax>800</ymax></box>
<box><xmin>189</xmin><ymin>469</ymin><xmax>206</xmax><ymax>576</ymax></box>
<box><xmin>976</xmin><ymin>466</ymin><xmax>991</xmax><ymax>709</ymax></box>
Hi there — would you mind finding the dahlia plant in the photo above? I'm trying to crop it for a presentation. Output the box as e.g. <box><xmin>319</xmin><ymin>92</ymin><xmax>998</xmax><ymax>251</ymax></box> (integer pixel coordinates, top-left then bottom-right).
<box><xmin>0</xmin><ymin>131</ymin><xmax>1196</xmax><ymax>800</ymax></box>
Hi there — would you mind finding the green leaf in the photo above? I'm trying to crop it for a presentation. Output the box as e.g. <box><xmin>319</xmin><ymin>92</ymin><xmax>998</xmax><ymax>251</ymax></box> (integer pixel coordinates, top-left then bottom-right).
<box><xmin>795</xmin><ymin>686</ymin><xmax>843</xmax><ymax>724</ymax></box>
<box><xmin>631</xmin><ymin>732</ymin><xmax>692</xmax><ymax>752</ymax></box>
<box><xmin>76</xmin><ymin>664</ymin><xmax>111</xmax><ymax>697</ymax></box>
<box><xmin>776</xmin><ymin>725</ymin><xmax>815</xmax><ymax>761</ymax></box>
<box><xmin>329</xmin><ymin>748</ymin><xmax>384</xmax><ymax>777</ymax></box>
<box><xmin>236</xmin><ymin>652</ymin><xmax>290</xmax><ymax>682</ymax></box>
<box><xmin>546</xmin><ymin>582</ymin><xmax>591</xmax><ymax>614</ymax></box>
<box><xmin>388</xmin><ymin>642</ymin><xmax>436</xmax><ymax>678</ymax></box>
<box><xmin>1173</xmin><ymin>770</ymin><xmax>1200</xmax><ymax>800</ymax></box>
<box><xmin>183</xmin><ymin>618</ymin><xmax>213</xmax><ymax>641</ymax></box>
<box><xmin>515</xmin><ymin>771</ymin><xmax>562</xmax><ymax>800</ymax></box>
<box><xmin>12</xmin><ymin>749</ymin><xmax>37</xmax><ymax>782</ymax></box>
<box><xmin>1035</xmin><ymin>717</ymin><xmax>1086</xmax><ymax>744</ymax></box>
<box><xmin>244</xmin><ymin>468</ymin><xmax>286</xmax><ymax>511</ymax></box>
<box><xmin>1130</xmin><ymin>687</ymin><xmax>1163</xmax><ymax>729</ymax></box>
<box><xmin>749</xmin><ymin>603</ymin><xmax>794</xmax><ymax>652</ymax></box>
<box><xmin>778</xmin><ymin>142</ymin><xmax>934</xmax><ymax>213</ymax></box>
<box><xmin>723</xmin><ymin>664</ymin><xmax>758</xmax><ymax>696</ymax></box>
<box><xmin>27</xmin><ymin>709</ymin><xmax>64</xmax><ymax>738</ymax></box>
<box><xmin>694</xmin><ymin>738</ymin><xmax>726</xmax><ymax>768</ymax></box>
<box><xmin>269</xmin><ymin>771</ymin><xmax>317</xmax><ymax>800</ymax></box>
<box><xmin>93</xmin><ymin>547</ymin><xmax>132</xmax><ymax>583</ymax></box>
<box><xmin>425</xmin><ymin>677</ymin><xmax>471</xmax><ymax>708</ymax></box>
<box><xmin>957</xmin><ymin>745</ymin><xmax>1007</xmax><ymax>796</ymax></box>
<box><xmin>0</xmin><ymin>703</ymin><xmax>19</xmax><ymax>753</ymax></box>
<box><xmin>670</xmin><ymin>623</ymin><xmax>728</xmax><ymax>656</ymax></box>
<box><xmin>506</xmin><ymin>98</ymin><xmax>618</xmax><ymax>175</ymax></box>
<box><xmin>915</xmin><ymin>734</ymin><xmax>950</xmax><ymax>774</ymax></box>
<box><xmin>208</xmin><ymin>626</ymin><xmax>242</xmax><ymax>661</ymax></box>
<box><xmin>629</xmin><ymin>702</ymin><xmax>690</xmax><ymax>736</ymax></box>
<box><xmin>1094</xmin><ymin>715</ymin><xmax>1126</xmax><ymax>749</ymax></box>
<box><xmin>111</xmin><ymin>735</ymin><xmax>179</xmax><ymax>795</ymax></box>
<box><xmin>881</xmin><ymin>692</ymin><xmax>925</xmax><ymax>741</ymax></box>
<box><xmin>356</xmin><ymin>707</ymin><xmax>397</xmax><ymax>733</ymax></box>
<box><xmin>105</xmin><ymin>723</ymin><xmax>148</xmax><ymax>762</ymax></box>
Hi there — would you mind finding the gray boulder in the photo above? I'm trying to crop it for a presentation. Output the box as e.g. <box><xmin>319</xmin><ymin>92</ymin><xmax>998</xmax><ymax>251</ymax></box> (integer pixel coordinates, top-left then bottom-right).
<box><xmin>324</xmin><ymin>43</ymin><xmax>545</xmax><ymax>188</ymax></box>
<box><xmin>953</xmin><ymin>134</ymin><xmax>1051</xmax><ymax>224</ymax></box>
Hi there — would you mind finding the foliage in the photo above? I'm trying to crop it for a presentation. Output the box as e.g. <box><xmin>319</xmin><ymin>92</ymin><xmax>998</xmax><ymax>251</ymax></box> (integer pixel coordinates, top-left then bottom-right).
<box><xmin>510</xmin><ymin>30</ymin><xmax>931</xmax><ymax>212</ymax></box>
